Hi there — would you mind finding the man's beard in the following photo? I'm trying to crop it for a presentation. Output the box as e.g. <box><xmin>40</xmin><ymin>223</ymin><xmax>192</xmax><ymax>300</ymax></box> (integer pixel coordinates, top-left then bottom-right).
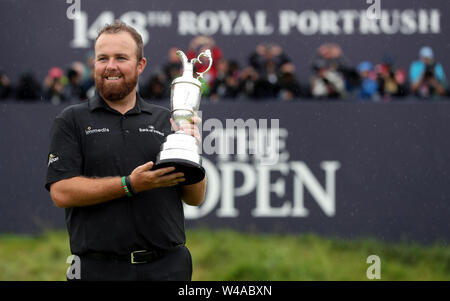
<box><xmin>95</xmin><ymin>70</ymin><xmax>138</xmax><ymax>102</ymax></box>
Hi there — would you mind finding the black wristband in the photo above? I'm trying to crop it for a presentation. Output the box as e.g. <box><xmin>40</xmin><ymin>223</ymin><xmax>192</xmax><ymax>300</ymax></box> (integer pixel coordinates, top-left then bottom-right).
<box><xmin>125</xmin><ymin>175</ymin><xmax>137</xmax><ymax>196</ymax></box>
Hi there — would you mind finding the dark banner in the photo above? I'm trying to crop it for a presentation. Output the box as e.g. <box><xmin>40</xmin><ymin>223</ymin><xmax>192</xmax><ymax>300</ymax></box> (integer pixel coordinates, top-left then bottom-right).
<box><xmin>0</xmin><ymin>100</ymin><xmax>449</xmax><ymax>244</ymax></box>
<box><xmin>0</xmin><ymin>0</ymin><xmax>449</xmax><ymax>83</ymax></box>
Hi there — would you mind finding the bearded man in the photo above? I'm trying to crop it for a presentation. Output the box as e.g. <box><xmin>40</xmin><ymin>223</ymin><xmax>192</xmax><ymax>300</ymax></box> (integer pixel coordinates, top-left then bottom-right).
<box><xmin>45</xmin><ymin>20</ymin><xmax>205</xmax><ymax>281</ymax></box>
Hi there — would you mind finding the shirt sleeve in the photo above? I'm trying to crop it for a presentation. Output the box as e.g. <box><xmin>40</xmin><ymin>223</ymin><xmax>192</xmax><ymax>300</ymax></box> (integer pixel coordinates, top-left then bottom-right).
<box><xmin>45</xmin><ymin>116</ymin><xmax>83</xmax><ymax>191</ymax></box>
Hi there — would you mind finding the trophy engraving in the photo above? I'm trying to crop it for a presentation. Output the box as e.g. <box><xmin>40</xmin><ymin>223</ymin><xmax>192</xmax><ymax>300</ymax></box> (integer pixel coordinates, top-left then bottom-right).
<box><xmin>154</xmin><ymin>49</ymin><xmax>212</xmax><ymax>185</ymax></box>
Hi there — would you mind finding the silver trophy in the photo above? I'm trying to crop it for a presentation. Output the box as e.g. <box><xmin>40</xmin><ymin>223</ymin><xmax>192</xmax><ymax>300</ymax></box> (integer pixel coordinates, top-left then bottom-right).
<box><xmin>154</xmin><ymin>49</ymin><xmax>213</xmax><ymax>185</ymax></box>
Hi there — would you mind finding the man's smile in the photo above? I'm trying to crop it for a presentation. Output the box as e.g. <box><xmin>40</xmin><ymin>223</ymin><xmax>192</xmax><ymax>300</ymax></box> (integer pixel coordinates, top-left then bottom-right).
<box><xmin>104</xmin><ymin>76</ymin><xmax>123</xmax><ymax>82</ymax></box>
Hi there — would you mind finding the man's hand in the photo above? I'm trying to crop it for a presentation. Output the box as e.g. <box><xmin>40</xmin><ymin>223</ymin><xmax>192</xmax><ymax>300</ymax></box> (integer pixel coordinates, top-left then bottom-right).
<box><xmin>130</xmin><ymin>161</ymin><xmax>185</xmax><ymax>193</ymax></box>
<box><xmin>170</xmin><ymin>114</ymin><xmax>206</xmax><ymax>206</ymax></box>
<box><xmin>170</xmin><ymin>115</ymin><xmax>202</xmax><ymax>145</ymax></box>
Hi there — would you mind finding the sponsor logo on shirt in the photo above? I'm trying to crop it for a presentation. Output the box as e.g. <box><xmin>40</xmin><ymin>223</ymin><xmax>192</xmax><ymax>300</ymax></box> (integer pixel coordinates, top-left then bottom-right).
<box><xmin>85</xmin><ymin>126</ymin><xmax>110</xmax><ymax>135</ymax></box>
<box><xmin>48</xmin><ymin>153</ymin><xmax>59</xmax><ymax>166</ymax></box>
<box><xmin>139</xmin><ymin>125</ymin><xmax>165</xmax><ymax>137</ymax></box>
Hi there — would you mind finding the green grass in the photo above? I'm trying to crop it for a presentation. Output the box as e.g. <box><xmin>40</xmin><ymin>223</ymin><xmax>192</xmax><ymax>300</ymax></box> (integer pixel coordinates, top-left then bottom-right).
<box><xmin>0</xmin><ymin>229</ymin><xmax>448</xmax><ymax>281</ymax></box>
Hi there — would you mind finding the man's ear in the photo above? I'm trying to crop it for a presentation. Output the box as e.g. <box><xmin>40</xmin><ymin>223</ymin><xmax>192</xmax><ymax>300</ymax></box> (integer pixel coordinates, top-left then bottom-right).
<box><xmin>137</xmin><ymin>57</ymin><xmax>147</xmax><ymax>75</ymax></box>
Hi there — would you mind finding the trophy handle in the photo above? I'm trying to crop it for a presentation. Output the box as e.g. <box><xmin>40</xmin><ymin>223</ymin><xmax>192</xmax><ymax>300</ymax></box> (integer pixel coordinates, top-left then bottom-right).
<box><xmin>193</xmin><ymin>49</ymin><xmax>213</xmax><ymax>80</ymax></box>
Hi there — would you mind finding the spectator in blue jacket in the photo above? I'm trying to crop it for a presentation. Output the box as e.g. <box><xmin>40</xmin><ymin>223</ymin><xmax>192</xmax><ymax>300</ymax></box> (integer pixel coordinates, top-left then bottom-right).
<box><xmin>357</xmin><ymin>61</ymin><xmax>379</xmax><ymax>101</ymax></box>
<box><xmin>410</xmin><ymin>46</ymin><xmax>446</xmax><ymax>99</ymax></box>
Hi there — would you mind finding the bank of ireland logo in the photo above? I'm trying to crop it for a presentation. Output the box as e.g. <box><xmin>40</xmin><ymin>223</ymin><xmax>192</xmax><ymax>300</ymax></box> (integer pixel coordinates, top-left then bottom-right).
<box><xmin>139</xmin><ymin>124</ymin><xmax>165</xmax><ymax>136</ymax></box>
<box><xmin>48</xmin><ymin>153</ymin><xmax>59</xmax><ymax>166</ymax></box>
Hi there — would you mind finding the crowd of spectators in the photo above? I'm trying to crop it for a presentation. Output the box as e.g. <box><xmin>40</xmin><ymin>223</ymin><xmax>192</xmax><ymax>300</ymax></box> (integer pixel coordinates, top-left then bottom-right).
<box><xmin>0</xmin><ymin>36</ymin><xmax>448</xmax><ymax>104</ymax></box>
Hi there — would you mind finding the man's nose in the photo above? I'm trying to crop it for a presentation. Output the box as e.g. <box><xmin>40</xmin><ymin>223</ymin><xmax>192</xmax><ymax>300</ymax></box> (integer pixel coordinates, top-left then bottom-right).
<box><xmin>106</xmin><ymin>58</ymin><xmax>119</xmax><ymax>70</ymax></box>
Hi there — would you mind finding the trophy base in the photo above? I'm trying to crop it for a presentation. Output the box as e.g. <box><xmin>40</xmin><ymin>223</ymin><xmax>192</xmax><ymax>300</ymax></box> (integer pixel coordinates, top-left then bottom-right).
<box><xmin>154</xmin><ymin>158</ymin><xmax>205</xmax><ymax>186</ymax></box>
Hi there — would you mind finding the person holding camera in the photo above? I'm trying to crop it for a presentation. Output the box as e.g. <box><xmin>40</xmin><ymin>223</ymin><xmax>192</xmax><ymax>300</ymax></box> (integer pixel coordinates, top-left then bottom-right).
<box><xmin>409</xmin><ymin>46</ymin><xmax>447</xmax><ymax>99</ymax></box>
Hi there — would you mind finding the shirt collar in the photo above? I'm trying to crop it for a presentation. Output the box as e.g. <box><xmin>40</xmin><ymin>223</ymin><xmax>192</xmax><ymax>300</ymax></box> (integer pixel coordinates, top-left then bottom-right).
<box><xmin>89</xmin><ymin>90</ymin><xmax>153</xmax><ymax>114</ymax></box>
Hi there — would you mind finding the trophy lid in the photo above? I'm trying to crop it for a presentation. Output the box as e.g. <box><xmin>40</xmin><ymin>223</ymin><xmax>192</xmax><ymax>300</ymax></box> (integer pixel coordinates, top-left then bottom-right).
<box><xmin>172</xmin><ymin>49</ymin><xmax>212</xmax><ymax>88</ymax></box>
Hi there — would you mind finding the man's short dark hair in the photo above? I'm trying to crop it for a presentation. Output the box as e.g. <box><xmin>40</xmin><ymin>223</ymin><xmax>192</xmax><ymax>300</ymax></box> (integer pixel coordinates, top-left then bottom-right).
<box><xmin>95</xmin><ymin>20</ymin><xmax>144</xmax><ymax>61</ymax></box>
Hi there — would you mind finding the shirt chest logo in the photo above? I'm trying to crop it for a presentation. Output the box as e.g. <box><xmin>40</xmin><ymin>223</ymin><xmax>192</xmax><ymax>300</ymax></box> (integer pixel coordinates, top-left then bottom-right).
<box><xmin>85</xmin><ymin>126</ymin><xmax>110</xmax><ymax>135</ymax></box>
<box><xmin>138</xmin><ymin>125</ymin><xmax>165</xmax><ymax>137</ymax></box>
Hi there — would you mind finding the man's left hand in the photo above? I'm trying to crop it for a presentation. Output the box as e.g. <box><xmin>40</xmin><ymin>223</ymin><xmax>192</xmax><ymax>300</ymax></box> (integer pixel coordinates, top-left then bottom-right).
<box><xmin>170</xmin><ymin>115</ymin><xmax>202</xmax><ymax>145</ymax></box>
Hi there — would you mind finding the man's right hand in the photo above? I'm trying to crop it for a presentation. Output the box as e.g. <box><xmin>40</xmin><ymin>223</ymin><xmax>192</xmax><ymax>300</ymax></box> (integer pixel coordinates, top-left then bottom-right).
<box><xmin>129</xmin><ymin>161</ymin><xmax>185</xmax><ymax>193</ymax></box>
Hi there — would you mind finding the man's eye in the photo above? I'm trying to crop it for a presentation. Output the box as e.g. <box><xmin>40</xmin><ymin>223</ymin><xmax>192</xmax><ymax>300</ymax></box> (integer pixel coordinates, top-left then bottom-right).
<box><xmin>118</xmin><ymin>57</ymin><xmax>127</xmax><ymax>60</ymax></box>
<box><xmin>98</xmin><ymin>58</ymin><xmax>107</xmax><ymax>62</ymax></box>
